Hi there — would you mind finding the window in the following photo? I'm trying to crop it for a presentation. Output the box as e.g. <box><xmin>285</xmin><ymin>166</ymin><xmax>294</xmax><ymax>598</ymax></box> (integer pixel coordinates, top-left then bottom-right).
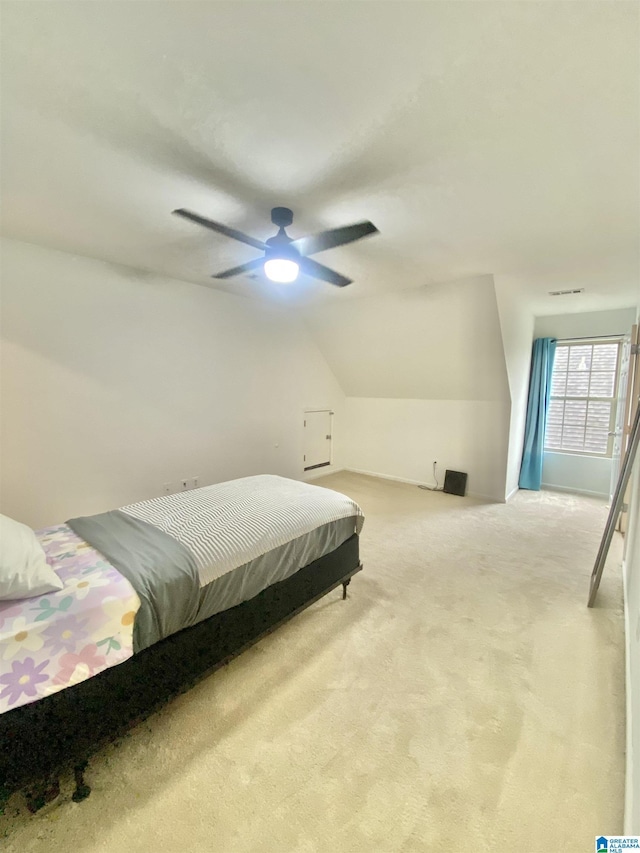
<box><xmin>545</xmin><ymin>340</ymin><xmax>620</xmax><ymax>456</ymax></box>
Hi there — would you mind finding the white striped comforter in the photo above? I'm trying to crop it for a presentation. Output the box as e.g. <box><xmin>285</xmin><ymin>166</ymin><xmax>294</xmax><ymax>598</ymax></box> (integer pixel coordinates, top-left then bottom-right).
<box><xmin>121</xmin><ymin>475</ymin><xmax>364</xmax><ymax>588</ymax></box>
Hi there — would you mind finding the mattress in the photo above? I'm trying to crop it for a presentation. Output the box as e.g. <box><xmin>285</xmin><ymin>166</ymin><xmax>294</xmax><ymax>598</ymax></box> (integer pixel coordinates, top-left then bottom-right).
<box><xmin>0</xmin><ymin>524</ymin><xmax>140</xmax><ymax>714</ymax></box>
<box><xmin>120</xmin><ymin>474</ymin><xmax>365</xmax><ymax>588</ymax></box>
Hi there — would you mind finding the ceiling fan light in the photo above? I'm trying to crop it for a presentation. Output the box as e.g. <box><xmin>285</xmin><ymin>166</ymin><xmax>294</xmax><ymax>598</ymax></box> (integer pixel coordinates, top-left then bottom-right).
<box><xmin>264</xmin><ymin>258</ymin><xmax>299</xmax><ymax>283</ymax></box>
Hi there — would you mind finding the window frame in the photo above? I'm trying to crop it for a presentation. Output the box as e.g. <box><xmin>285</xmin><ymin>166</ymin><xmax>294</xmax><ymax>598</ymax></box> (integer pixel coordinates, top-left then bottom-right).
<box><xmin>544</xmin><ymin>338</ymin><xmax>622</xmax><ymax>459</ymax></box>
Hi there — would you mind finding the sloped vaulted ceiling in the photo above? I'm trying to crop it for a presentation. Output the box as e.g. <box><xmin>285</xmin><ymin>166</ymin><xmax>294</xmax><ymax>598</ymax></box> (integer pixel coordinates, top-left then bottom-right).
<box><xmin>302</xmin><ymin>275</ymin><xmax>510</xmax><ymax>402</ymax></box>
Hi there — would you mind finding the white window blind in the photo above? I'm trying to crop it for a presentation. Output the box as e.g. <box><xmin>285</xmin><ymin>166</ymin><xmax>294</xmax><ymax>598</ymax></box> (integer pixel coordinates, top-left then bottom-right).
<box><xmin>545</xmin><ymin>341</ymin><xmax>620</xmax><ymax>456</ymax></box>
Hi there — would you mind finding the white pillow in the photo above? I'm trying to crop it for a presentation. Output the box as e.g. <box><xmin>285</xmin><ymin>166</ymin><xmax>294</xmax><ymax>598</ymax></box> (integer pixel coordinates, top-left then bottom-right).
<box><xmin>0</xmin><ymin>514</ymin><xmax>64</xmax><ymax>600</ymax></box>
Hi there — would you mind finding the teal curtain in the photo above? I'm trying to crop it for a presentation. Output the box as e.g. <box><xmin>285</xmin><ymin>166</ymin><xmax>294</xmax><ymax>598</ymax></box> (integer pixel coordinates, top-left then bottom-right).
<box><xmin>519</xmin><ymin>337</ymin><xmax>557</xmax><ymax>491</ymax></box>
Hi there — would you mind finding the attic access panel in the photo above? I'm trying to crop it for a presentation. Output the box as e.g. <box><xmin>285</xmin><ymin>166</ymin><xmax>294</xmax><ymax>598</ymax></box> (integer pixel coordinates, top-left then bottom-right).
<box><xmin>304</xmin><ymin>410</ymin><xmax>332</xmax><ymax>471</ymax></box>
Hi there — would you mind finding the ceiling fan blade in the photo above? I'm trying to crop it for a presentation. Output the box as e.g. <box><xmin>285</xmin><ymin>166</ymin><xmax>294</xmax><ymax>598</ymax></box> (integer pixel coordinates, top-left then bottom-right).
<box><xmin>212</xmin><ymin>257</ymin><xmax>265</xmax><ymax>279</ymax></box>
<box><xmin>291</xmin><ymin>220</ymin><xmax>378</xmax><ymax>256</ymax></box>
<box><xmin>173</xmin><ymin>208</ymin><xmax>267</xmax><ymax>251</ymax></box>
<box><xmin>300</xmin><ymin>257</ymin><xmax>352</xmax><ymax>287</ymax></box>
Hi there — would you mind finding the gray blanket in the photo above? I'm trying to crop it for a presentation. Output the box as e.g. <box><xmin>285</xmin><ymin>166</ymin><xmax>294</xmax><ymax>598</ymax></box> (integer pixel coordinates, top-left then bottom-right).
<box><xmin>67</xmin><ymin>510</ymin><xmax>199</xmax><ymax>651</ymax></box>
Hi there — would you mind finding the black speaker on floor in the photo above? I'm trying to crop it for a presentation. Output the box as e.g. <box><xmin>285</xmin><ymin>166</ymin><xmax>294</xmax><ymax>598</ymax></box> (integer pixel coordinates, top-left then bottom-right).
<box><xmin>443</xmin><ymin>470</ymin><xmax>468</xmax><ymax>496</ymax></box>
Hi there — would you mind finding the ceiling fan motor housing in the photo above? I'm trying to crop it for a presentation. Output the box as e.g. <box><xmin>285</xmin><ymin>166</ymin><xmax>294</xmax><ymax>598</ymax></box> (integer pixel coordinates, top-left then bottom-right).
<box><xmin>265</xmin><ymin>237</ymin><xmax>299</xmax><ymax>261</ymax></box>
<box><xmin>271</xmin><ymin>206</ymin><xmax>294</xmax><ymax>228</ymax></box>
<box><xmin>266</xmin><ymin>209</ymin><xmax>298</xmax><ymax>260</ymax></box>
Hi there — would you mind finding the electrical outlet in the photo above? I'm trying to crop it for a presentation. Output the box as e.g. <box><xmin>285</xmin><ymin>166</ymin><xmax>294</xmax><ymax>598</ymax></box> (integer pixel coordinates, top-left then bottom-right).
<box><xmin>180</xmin><ymin>479</ymin><xmax>189</xmax><ymax>491</ymax></box>
<box><xmin>192</xmin><ymin>476</ymin><xmax>200</xmax><ymax>489</ymax></box>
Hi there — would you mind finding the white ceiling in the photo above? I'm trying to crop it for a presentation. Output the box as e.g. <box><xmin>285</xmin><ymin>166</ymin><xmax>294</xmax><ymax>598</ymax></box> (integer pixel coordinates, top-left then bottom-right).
<box><xmin>1</xmin><ymin>1</ymin><xmax>638</xmax><ymax>314</ymax></box>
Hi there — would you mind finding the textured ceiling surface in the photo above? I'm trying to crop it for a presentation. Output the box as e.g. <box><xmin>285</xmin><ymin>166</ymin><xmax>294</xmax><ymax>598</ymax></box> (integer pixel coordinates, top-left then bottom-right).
<box><xmin>1</xmin><ymin>1</ymin><xmax>638</xmax><ymax>313</ymax></box>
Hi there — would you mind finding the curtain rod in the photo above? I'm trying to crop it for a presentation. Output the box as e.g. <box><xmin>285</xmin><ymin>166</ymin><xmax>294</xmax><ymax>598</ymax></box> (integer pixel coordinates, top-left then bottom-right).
<box><xmin>556</xmin><ymin>334</ymin><xmax>624</xmax><ymax>342</ymax></box>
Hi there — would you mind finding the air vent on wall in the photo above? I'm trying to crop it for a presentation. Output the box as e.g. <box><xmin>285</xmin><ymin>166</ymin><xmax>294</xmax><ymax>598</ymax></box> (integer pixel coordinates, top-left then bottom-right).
<box><xmin>548</xmin><ymin>288</ymin><xmax>585</xmax><ymax>296</ymax></box>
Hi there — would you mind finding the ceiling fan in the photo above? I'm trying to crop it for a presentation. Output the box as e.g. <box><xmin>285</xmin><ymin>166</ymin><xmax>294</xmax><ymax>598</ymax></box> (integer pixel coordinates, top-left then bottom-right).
<box><xmin>172</xmin><ymin>206</ymin><xmax>378</xmax><ymax>287</ymax></box>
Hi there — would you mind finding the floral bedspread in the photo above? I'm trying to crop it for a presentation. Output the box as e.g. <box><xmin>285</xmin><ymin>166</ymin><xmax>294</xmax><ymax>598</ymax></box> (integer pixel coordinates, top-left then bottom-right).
<box><xmin>0</xmin><ymin>524</ymin><xmax>140</xmax><ymax>714</ymax></box>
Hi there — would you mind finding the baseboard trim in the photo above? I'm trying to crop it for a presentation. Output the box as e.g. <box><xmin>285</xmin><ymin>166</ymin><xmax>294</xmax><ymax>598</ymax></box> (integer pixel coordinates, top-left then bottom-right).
<box><xmin>505</xmin><ymin>486</ymin><xmax>519</xmax><ymax>503</ymax></box>
<box><xmin>343</xmin><ymin>468</ymin><xmax>500</xmax><ymax>503</ymax></box>
<box><xmin>467</xmin><ymin>492</ymin><xmax>501</xmax><ymax>503</ymax></box>
<box><xmin>541</xmin><ymin>483</ymin><xmax>609</xmax><ymax>500</ymax></box>
<box><xmin>303</xmin><ymin>467</ymin><xmax>344</xmax><ymax>482</ymax></box>
<box><xmin>345</xmin><ymin>467</ymin><xmax>432</xmax><ymax>489</ymax></box>
<box><xmin>623</xmin><ymin>558</ymin><xmax>634</xmax><ymax>834</ymax></box>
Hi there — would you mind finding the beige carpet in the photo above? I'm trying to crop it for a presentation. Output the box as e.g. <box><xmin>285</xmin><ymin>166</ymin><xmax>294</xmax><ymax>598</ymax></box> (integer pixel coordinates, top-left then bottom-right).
<box><xmin>0</xmin><ymin>472</ymin><xmax>625</xmax><ymax>852</ymax></box>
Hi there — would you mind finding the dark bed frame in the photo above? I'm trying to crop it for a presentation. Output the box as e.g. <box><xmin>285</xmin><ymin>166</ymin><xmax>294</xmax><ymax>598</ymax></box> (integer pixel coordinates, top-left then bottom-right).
<box><xmin>0</xmin><ymin>533</ymin><xmax>361</xmax><ymax>814</ymax></box>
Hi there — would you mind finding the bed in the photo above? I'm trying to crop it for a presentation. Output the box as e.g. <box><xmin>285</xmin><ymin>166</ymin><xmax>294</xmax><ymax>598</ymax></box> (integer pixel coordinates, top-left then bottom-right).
<box><xmin>0</xmin><ymin>475</ymin><xmax>364</xmax><ymax>812</ymax></box>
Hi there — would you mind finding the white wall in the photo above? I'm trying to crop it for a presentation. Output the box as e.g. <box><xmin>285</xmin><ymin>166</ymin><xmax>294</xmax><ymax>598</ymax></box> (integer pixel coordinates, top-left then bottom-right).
<box><xmin>303</xmin><ymin>275</ymin><xmax>512</xmax><ymax>501</ymax></box>
<box><xmin>624</xmin><ymin>454</ymin><xmax>640</xmax><ymax>834</ymax></box>
<box><xmin>534</xmin><ymin>307</ymin><xmax>637</xmax><ymax>341</ymax></box>
<box><xmin>622</xmin><ymin>304</ymin><xmax>640</xmax><ymax>833</ymax></box>
<box><xmin>533</xmin><ymin>307</ymin><xmax>637</xmax><ymax>498</ymax></box>
<box><xmin>542</xmin><ymin>452</ymin><xmax>611</xmax><ymax>499</ymax></box>
<box><xmin>344</xmin><ymin>398</ymin><xmax>510</xmax><ymax>500</ymax></box>
<box><xmin>0</xmin><ymin>238</ymin><xmax>346</xmax><ymax>528</ymax></box>
<box><xmin>494</xmin><ymin>277</ymin><xmax>535</xmax><ymax>500</ymax></box>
